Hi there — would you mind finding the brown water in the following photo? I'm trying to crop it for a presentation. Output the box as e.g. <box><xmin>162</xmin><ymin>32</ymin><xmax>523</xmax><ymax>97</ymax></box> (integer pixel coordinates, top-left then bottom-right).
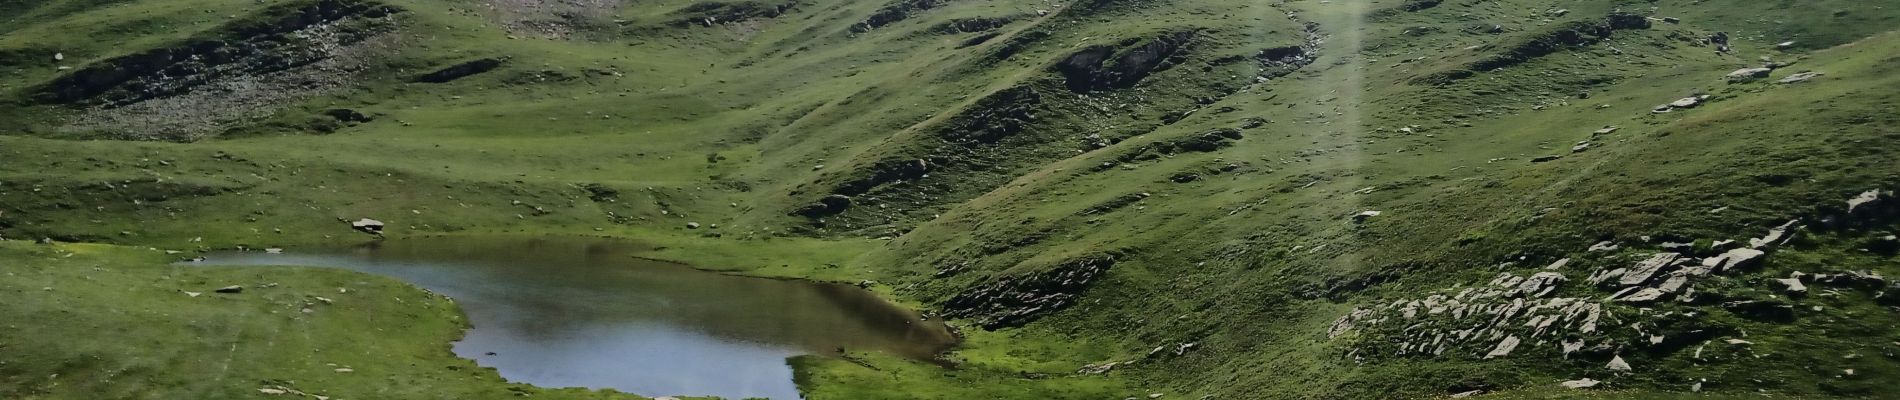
<box><xmin>190</xmin><ymin>235</ymin><xmax>956</xmax><ymax>400</ymax></box>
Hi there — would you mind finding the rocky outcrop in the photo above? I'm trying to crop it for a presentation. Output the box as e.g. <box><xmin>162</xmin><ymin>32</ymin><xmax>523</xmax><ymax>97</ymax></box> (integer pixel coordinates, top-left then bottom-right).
<box><xmin>668</xmin><ymin>0</ymin><xmax>798</xmax><ymax>27</ymax></box>
<box><xmin>791</xmin><ymin>86</ymin><xmax>1041</xmax><ymax>221</ymax></box>
<box><xmin>793</xmin><ymin>194</ymin><xmax>857</xmax><ymax>217</ymax></box>
<box><xmin>852</xmin><ymin>0</ymin><xmax>949</xmax><ymax>33</ymax></box>
<box><xmin>1159</xmin><ymin>128</ymin><xmax>1243</xmax><ymax>153</ymax></box>
<box><xmin>941</xmin><ymin>255</ymin><xmax>1116</xmax><ymax>330</ymax></box>
<box><xmin>34</xmin><ymin>0</ymin><xmax>401</xmax><ymax>106</ymax></box>
<box><xmin>1078</xmin><ymin>192</ymin><xmax>1150</xmax><ymax>216</ymax></box>
<box><xmin>1054</xmin><ymin>31</ymin><xmax>1195</xmax><ymax>92</ymax></box>
<box><xmin>928</xmin><ymin>17</ymin><xmax>1015</xmax><ymax>35</ymax></box>
<box><xmin>934</xmin><ymin>85</ymin><xmax>1043</xmax><ymax>144</ymax></box>
<box><xmin>413</xmin><ymin>58</ymin><xmax>505</xmax><ymax>83</ymax></box>
<box><xmin>1400</xmin><ymin>0</ymin><xmax>1442</xmax><ymax>12</ymax></box>
<box><xmin>1329</xmin><ymin>189</ymin><xmax>1897</xmax><ymax>375</ymax></box>
<box><xmin>1414</xmin><ymin>13</ymin><xmax>1650</xmax><ymax>85</ymax></box>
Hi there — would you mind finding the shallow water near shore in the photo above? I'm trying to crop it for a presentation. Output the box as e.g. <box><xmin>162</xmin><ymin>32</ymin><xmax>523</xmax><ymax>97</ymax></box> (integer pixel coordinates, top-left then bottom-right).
<box><xmin>189</xmin><ymin>235</ymin><xmax>956</xmax><ymax>400</ymax></box>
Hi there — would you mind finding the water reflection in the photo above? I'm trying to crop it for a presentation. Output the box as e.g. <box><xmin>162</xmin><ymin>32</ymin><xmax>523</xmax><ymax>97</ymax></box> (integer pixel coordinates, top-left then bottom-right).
<box><xmin>192</xmin><ymin>235</ymin><xmax>956</xmax><ymax>400</ymax></box>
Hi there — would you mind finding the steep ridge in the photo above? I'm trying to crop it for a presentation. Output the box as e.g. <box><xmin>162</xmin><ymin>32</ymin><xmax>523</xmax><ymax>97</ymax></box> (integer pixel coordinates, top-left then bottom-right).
<box><xmin>1</xmin><ymin>0</ymin><xmax>1897</xmax><ymax>399</ymax></box>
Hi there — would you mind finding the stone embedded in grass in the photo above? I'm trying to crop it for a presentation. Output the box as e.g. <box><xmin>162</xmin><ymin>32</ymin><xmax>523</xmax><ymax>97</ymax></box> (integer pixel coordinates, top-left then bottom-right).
<box><xmin>1561</xmin><ymin>378</ymin><xmax>1600</xmax><ymax>388</ymax></box>
<box><xmin>1749</xmin><ymin>219</ymin><xmax>1800</xmax><ymax>249</ymax></box>
<box><xmin>1620</xmin><ymin>253</ymin><xmax>1682</xmax><ymax>286</ymax></box>
<box><xmin>1773</xmin><ymin>277</ymin><xmax>1808</xmax><ymax>294</ymax></box>
<box><xmin>1606</xmin><ymin>355</ymin><xmax>1631</xmax><ymax>371</ymax></box>
<box><xmin>349</xmin><ymin>218</ymin><xmax>385</xmax><ymax>235</ymax></box>
<box><xmin>1545</xmin><ymin>258</ymin><xmax>1570</xmax><ymax>270</ymax></box>
<box><xmin>1846</xmin><ymin>189</ymin><xmax>1888</xmax><ymax>215</ymax></box>
<box><xmin>1616</xmin><ymin>288</ymin><xmax>1666</xmax><ymax>303</ymax></box>
<box><xmin>1725</xmin><ymin>67</ymin><xmax>1774</xmax><ymax>82</ymax></box>
<box><xmin>1779</xmin><ymin>71</ymin><xmax>1823</xmax><ymax>84</ymax></box>
<box><xmin>1351</xmin><ymin>210</ymin><xmax>1381</xmax><ymax>223</ymax></box>
<box><xmin>1704</xmin><ymin>247</ymin><xmax>1765</xmax><ymax>272</ymax></box>
<box><xmin>686</xmin><ymin>222</ymin><xmax>701</xmax><ymax>229</ymax></box>
<box><xmin>1510</xmin><ymin>272</ymin><xmax>1566</xmax><ymax>297</ymax></box>
<box><xmin>1483</xmin><ymin>335</ymin><xmax>1520</xmax><ymax>359</ymax></box>
<box><xmin>215</xmin><ymin>285</ymin><xmax>243</xmax><ymax>294</ymax></box>
<box><xmin>1654</xmin><ymin>95</ymin><xmax>1711</xmax><ymax>113</ymax></box>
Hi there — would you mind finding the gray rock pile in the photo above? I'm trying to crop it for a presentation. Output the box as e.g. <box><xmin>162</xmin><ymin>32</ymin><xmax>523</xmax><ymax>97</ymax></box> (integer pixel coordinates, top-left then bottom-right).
<box><xmin>1327</xmin><ymin>188</ymin><xmax>1897</xmax><ymax>381</ymax></box>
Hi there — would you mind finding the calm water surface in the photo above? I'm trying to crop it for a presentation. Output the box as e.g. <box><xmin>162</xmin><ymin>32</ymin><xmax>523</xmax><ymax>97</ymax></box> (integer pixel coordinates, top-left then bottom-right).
<box><xmin>191</xmin><ymin>236</ymin><xmax>956</xmax><ymax>400</ymax></box>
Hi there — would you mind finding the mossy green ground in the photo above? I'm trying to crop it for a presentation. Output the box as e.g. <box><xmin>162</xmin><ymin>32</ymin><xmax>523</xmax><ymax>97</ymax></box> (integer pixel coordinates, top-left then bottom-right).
<box><xmin>4</xmin><ymin>0</ymin><xmax>1899</xmax><ymax>398</ymax></box>
<box><xmin>0</xmin><ymin>241</ymin><xmax>651</xmax><ymax>399</ymax></box>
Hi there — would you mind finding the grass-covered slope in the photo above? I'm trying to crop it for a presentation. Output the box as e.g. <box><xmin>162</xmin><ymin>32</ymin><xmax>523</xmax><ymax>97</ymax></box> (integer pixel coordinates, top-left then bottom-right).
<box><xmin>3</xmin><ymin>0</ymin><xmax>1898</xmax><ymax>398</ymax></box>
<box><xmin>0</xmin><ymin>241</ymin><xmax>653</xmax><ymax>399</ymax></box>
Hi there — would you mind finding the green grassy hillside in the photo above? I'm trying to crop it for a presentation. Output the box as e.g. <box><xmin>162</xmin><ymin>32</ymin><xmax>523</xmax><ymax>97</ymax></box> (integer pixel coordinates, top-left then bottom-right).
<box><xmin>3</xmin><ymin>0</ymin><xmax>1897</xmax><ymax>398</ymax></box>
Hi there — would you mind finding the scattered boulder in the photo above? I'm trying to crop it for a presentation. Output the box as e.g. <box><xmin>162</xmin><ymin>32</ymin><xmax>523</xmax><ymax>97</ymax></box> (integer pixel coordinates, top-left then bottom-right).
<box><xmin>1703</xmin><ymin>247</ymin><xmax>1766</xmax><ymax>272</ymax></box>
<box><xmin>1561</xmin><ymin>378</ymin><xmax>1601</xmax><ymax>389</ymax></box>
<box><xmin>1653</xmin><ymin>95</ymin><xmax>1710</xmax><ymax>112</ymax></box>
<box><xmin>1846</xmin><ymin>189</ymin><xmax>1888</xmax><ymax>216</ymax></box>
<box><xmin>1748</xmin><ymin>220</ymin><xmax>1800</xmax><ymax>249</ymax></box>
<box><xmin>1545</xmin><ymin>258</ymin><xmax>1571</xmax><ymax>270</ymax></box>
<box><xmin>1778</xmin><ymin>71</ymin><xmax>1823</xmax><ymax>84</ymax></box>
<box><xmin>686</xmin><ymin>222</ymin><xmax>702</xmax><ymax>229</ymax></box>
<box><xmin>1588</xmin><ymin>241</ymin><xmax>1619</xmax><ymax>252</ymax></box>
<box><xmin>1351</xmin><ymin>210</ymin><xmax>1382</xmax><ymax>223</ymax></box>
<box><xmin>215</xmin><ymin>285</ymin><xmax>244</xmax><ymax>294</ymax></box>
<box><xmin>1606</xmin><ymin>355</ymin><xmax>1632</xmax><ymax>371</ymax></box>
<box><xmin>1773</xmin><ymin>277</ymin><xmax>1808</xmax><ymax>295</ymax></box>
<box><xmin>349</xmin><ymin>218</ymin><xmax>385</xmax><ymax>235</ymax></box>
<box><xmin>1531</xmin><ymin>155</ymin><xmax>1564</xmax><ymax>163</ymax></box>
<box><xmin>1724</xmin><ymin>67</ymin><xmax>1773</xmax><ymax>82</ymax></box>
